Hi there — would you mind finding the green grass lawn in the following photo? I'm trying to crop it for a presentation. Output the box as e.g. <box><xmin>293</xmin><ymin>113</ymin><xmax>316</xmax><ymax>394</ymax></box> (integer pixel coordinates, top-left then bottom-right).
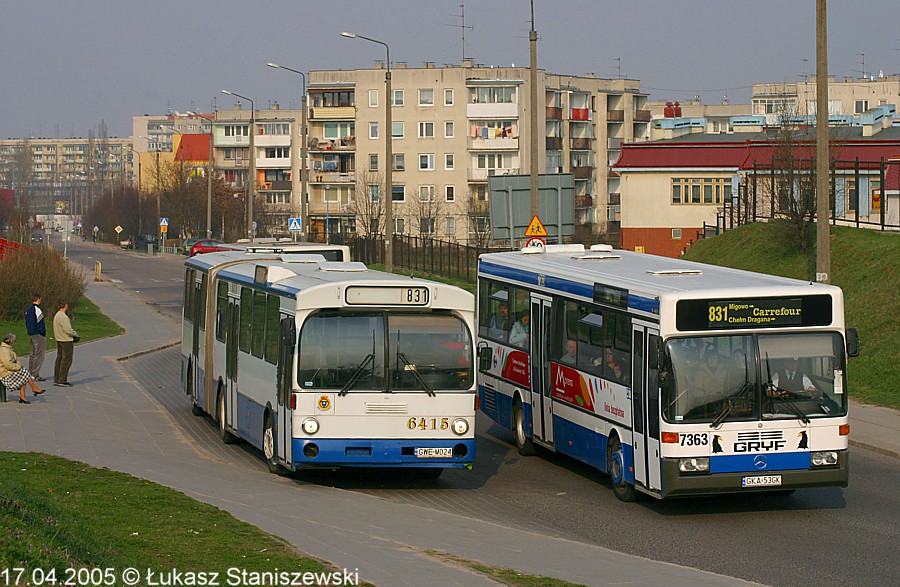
<box><xmin>683</xmin><ymin>222</ymin><xmax>900</xmax><ymax>409</ymax></box>
<box><xmin>0</xmin><ymin>452</ymin><xmax>349</xmax><ymax>580</ymax></box>
<box><xmin>0</xmin><ymin>296</ymin><xmax>123</xmax><ymax>355</ymax></box>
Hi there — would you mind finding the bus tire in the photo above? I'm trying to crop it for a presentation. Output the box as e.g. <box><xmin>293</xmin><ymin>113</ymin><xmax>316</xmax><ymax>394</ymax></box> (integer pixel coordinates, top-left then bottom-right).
<box><xmin>607</xmin><ymin>435</ymin><xmax>636</xmax><ymax>502</ymax></box>
<box><xmin>263</xmin><ymin>412</ymin><xmax>285</xmax><ymax>475</ymax></box>
<box><xmin>217</xmin><ymin>392</ymin><xmax>238</xmax><ymax>444</ymax></box>
<box><xmin>513</xmin><ymin>399</ymin><xmax>536</xmax><ymax>456</ymax></box>
<box><xmin>191</xmin><ymin>403</ymin><xmax>205</xmax><ymax>416</ymax></box>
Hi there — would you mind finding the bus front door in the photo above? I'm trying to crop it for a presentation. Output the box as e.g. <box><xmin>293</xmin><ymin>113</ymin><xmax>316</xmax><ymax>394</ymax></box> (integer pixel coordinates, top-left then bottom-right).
<box><xmin>224</xmin><ymin>299</ymin><xmax>239</xmax><ymax>433</ymax></box>
<box><xmin>276</xmin><ymin>316</ymin><xmax>295</xmax><ymax>467</ymax></box>
<box><xmin>530</xmin><ymin>295</ymin><xmax>554</xmax><ymax>447</ymax></box>
<box><xmin>631</xmin><ymin>322</ymin><xmax>662</xmax><ymax>492</ymax></box>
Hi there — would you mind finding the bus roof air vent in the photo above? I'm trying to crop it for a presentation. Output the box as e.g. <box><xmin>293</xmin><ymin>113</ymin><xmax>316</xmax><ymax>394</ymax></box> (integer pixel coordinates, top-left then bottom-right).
<box><xmin>318</xmin><ymin>261</ymin><xmax>368</xmax><ymax>272</ymax></box>
<box><xmin>281</xmin><ymin>253</ymin><xmax>326</xmax><ymax>264</ymax></box>
<box><xmin>254</xmin><ymin>265</ymin><xmax>296</xmax><ymax>284</ymax></box>
<box><xmin>574</xmin><ymin>253</ymin><xmax>621</xmax><ymax>261</ymax></box>
<box><xmin>646</xmin><ymin>269</ymin><xmax>703</xmax><ymax>276</ymax></box>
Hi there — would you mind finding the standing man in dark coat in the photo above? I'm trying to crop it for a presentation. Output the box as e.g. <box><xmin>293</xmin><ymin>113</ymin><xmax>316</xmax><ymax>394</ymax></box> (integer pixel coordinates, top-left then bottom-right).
<box><xmin>24</xmin><ymin>293</ymin><xmax>46</xmax><ymax>382</ymax></box>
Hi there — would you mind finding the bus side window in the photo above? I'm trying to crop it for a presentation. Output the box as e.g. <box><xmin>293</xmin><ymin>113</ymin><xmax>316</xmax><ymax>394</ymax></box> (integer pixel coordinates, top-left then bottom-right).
<box><xmin>482</xmin><ymin>282</ymin><xmax>511</xmax><ymax>343</ymax></box>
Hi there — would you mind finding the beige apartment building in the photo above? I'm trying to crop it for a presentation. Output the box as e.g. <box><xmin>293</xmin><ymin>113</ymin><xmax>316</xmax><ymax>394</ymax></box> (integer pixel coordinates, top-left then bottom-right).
<box><xmin>133</xmin><ymin>63</ymin><xmax>651</xmax><ymax>244</ymax></box>
<box><xmin>752</xmin><ymin>74</ymin><xmax>900</xmax><ymax>118</ymax></box>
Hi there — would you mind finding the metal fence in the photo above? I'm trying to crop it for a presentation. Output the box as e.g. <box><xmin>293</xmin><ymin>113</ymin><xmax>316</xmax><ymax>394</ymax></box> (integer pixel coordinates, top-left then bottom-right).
<box><xmin>347</xmin><ymin>235</ymin><xmax>509</xmax><ymax>283</ymax></box>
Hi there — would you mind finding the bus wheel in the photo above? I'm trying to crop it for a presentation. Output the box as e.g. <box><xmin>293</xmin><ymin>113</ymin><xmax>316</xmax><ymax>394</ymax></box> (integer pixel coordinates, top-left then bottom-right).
<box><xmin>607</xmin><ymin>436</ymin><xmax>636</xmax><ymax>502</ymax></box>
<box><xmin>191</xmin><ymin>403</ymin><xmax>205</xmax><ymax>417</ymax></box>
<box><xmin>415</xmin><ymin>468</ymin><xmax>443</xmax><ymax>480</ymax></box>
<box><xmin>263</xmin><ymin>413</ymin><xmax>285</xmax><ymax>475</ymax></box>
<box><xmin>217</xmin><ymin>392</ymin><xmax>238</xmax><ymax>444</ymax></box>
<box><xmin>513</xmin><ymin>399</ymin><xmax>536</xmax><ymax>456</ymax></box>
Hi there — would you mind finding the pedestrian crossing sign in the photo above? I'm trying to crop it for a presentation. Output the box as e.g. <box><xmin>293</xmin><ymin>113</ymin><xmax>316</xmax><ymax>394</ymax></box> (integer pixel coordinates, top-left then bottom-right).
<box><xmin>288</xmin><ymin>217</ymin><xmax>303</xmax><ymax>231</ymax></box>
<box><xmin>524</xmin><ymin>215</ymin><xmax>548</xmax><ymax>237</ymax></box>
<box><xmin>159</xmin><ymin>218</ymin><xmax>169</xmax><ymax>227</ymax></box>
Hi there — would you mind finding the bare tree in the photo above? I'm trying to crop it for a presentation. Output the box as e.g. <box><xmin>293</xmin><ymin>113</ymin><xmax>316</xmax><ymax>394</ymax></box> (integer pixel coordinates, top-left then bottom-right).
<box><xmin>1</xmin><ymin>139</ymin><xmax>35</xmax><ymax>240</ymax></box>
<box><xmin>406</xmin><ymin>184</ymin><xmax>448</xmax><ymax>239</ymax></box>
<box><xmin>466</xmin><ymin>188</ymin><xmax>493</xmax><ymax>247</ymax></box>
<box><xmin>350</xmin><ymin>169</ymin><xmax>385</xmax><ymax>239</ymax></box>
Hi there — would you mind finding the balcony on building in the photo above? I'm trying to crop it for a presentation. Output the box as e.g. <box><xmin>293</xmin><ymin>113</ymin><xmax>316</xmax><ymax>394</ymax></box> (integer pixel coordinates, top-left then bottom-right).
<box><xmin>608</xmin><ymin>137</ymin><xmax>624</xmax><ymax>150</ymax></box>
<box><xmin>467</xmin><ymin>136</ymin><xmax>518</xmax><ymax>150</ymax></box>
<box><xmin>308</xmin><ymin>136</ymin><xmax>356</xmax><ymax>152</ymax></box>
<box><xmin>572</xmin><ymin>165</ymin><xmax>593</xmax><ymax>180</ymax></box>
<box><xmin>546</xmin><ymin>136</ymin><xmax>563</xmax><ymax>150</ymax></box>
<box><xmin>574</xmin><ymin>195</ymin><xmax>593</xmax><ymax>209</ymax></box>
<box><xmin>607</xmin><ymin>110</ymin><xmax>625</xmax><ymax>122</ymax></box>
<box><xmin>633</xmin><ymin>109</ymin><xmax>652</xmax><ymax>122</ymax></box>
<box><xmin>570</xmin><ymin>108</ymin><xmax>591</xmax><ymax>122</ymax></box>
<box><xmin>546</xmin><ymin>106</ymin><xmax>563</xmax><ymax>120</ymax></box>
<box><xmin>570</xmin><ymin>137</ymin><xmax>593</xmax><ymax>150</ymax></box>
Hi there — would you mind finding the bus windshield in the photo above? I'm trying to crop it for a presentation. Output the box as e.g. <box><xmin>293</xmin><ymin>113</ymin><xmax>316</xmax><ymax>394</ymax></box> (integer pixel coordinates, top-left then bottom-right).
<box><xmin>298</xmin><ymin>311</ymin><xmax>472</xmax><ymax>392</ymax></box>
<box><xmin>662</xmin><ymin>332</ymin><xmax>847</xmax><ymax>424</ymax></box>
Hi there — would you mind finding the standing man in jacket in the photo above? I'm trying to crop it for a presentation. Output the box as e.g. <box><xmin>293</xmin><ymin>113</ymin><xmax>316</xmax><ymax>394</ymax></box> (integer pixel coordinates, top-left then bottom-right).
<box><xmin>52</xmin><ymin>301</ymin><xmax>78</xmax><ymax>387</ymax></box>
<box><xmin>24</xmin><ymin>293</ymin><xmax>46</xmax><ymax>382</ymax></box>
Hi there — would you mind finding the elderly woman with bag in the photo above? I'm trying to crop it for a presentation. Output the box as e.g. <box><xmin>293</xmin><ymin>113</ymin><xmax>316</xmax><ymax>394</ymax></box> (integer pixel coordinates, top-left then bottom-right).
<box><xmin>0</xmin><ymin>333</ymin><xmax>46</xmax><ymax>404</ymax></box>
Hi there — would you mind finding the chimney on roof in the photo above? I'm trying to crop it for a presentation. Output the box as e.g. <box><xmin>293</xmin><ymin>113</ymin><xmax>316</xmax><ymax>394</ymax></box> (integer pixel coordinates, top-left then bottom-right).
<box><xmin>235</xmin><ymin>102</ymin><xmax>243</xmax><ymax>110</ymax></box>
<box><xmin>424</xmin><ymin>61</ymin><xmax>435</xmax><ymax>69</ymax></box>
<box><xmin>462</xmin><ymin>58</ymin><xmax>474</xmax><ymax>68</ymax></box>
<box><xmin>272</xmin><ymin>101</ymin><xmax>280</xmax><ymax>110</ymax></box>
<box><xmin>374</xmin><ymin>60</ymin><xmax>384</xmax><ymax>69</ymax></box>
<box><xmin>395</xmin><ymin>62</ymin><xmax>407</xmax><ymax>69</ymax></box>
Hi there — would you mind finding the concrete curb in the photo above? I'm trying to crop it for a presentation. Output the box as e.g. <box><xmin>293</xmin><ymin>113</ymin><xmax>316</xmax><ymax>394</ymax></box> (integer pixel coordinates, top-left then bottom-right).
<box><xmin>116</xmin><ymin>341</ymin><xmax>181</xmax><ymax>362</ymax></box>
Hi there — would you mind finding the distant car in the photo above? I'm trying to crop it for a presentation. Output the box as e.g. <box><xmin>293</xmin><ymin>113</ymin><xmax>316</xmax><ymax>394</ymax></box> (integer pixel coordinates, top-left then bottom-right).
<box><xmin>181</xmin><ymin>238</ymin><xmax>201</xmax><ymax>256</ymax></box>
<box><xmin>134</xmin><ymin>234</ymin><xmax>159</xmax><ymax>251</ymax></box>
<box><xmin>31</xmin><ymin>231</ymin><xmax>44</xmax><ymax>243</ymax></box>
<box><xmin>119</xmin><ymin>237</ymin><xmax>133</xmax><ymax>249</ymax></box>
<box><xmin>190</xmin><ymin>239</ymin><xmax>236</xmax><ymax>256</ymax></box>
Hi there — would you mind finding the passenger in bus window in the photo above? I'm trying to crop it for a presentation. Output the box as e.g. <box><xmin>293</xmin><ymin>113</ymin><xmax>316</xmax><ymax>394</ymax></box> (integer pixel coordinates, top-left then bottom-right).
<box><xmin>605</xmin><ymin>347</ymin><xmax>628</xmax><ymax>384</ymax></box>
<box><xmin>509</xmin><ymin>314</ymin><xmax>530</xmax><ymax>348</ymax></box>
<box><xmin>559</xmin><ymin>339</ymin><xmax>577</xmax><ymax>365</ymax></box>
<box><xmin>488</xmin><ymin>301</ymin><xmax>511</xmax><ymax>340</ymax></box>
<box><xmin>695</xmin><ymin>352</ymin><xmax>728</xmax><ymax>402</ymax></box>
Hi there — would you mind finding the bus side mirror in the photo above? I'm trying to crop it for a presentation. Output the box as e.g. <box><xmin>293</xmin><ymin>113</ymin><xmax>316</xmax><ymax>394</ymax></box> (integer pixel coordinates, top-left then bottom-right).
<box><xmin>846</xmin><ymin>328</ymin><xmax>859</xmax><ymax>358</ymax></box>
<box><xmin>478</xmin><ymin>344</ymin><xmax>492</xmax><ymax>371</ymax></box>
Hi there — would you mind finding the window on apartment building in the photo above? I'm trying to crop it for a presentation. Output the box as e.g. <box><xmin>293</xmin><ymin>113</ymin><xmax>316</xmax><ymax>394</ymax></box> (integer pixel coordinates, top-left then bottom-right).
<box><xmin>391</xmin><ymin>122</ymin><xmax>404</xmax><ymax>139</ymax></box>
<box><xmin>420</xmin><ymin>217</ymin><xmax>436</xmax><ymax>235</ymax></box>
<box><xmin>369</xmin><ymin>89</ymin><xmax>378</xmax><ymax>107</ymax></box>
<box><xmin>855</xmin><ymin>100</ymin><xmax>869</xmax><ymax>114</ymax></box>
<box><xmin>369</xmin><ymin>154</ymin><xmax>378</xmax><ymax>171</ymax></box>
<box><xmin>392</xmin><ymin>89</ymin><xmax>404</xmax><ymax>107</ymax></box>
<box><xmin>419</xmin><ymin>185</ymin><xmax>436</xmax><ymax>202</ymax></box>
<box><xmin>266</xmin><ymin>192</ymin><xmax>291</xmax><ymax>205</ymax></box>
<box><xmin>264</xmin><ymin>147</ymin><xmax>290</xmax><ymax>158</ymax></box>
<box><xmin>260</xmin><ymin>123</ymin><xmax>290</xmax><ymax>135</ymax></box>
<box><xmin>477</xmin><ymin>153</ymin><xmax>511</xmax><ymax>171</ymax></box>
<box><xmin>445</xmin><ymin>217</ymin><xmax>456</xmax><ymax>236</ymax></box>
<box><xmin>369</xmin><ymin>185</ymin><xmax>380</xmax><ymax>202</ymax></box>
<box><xmin>392</xmin><ymin>185</ymin><xmax>405</xmax><ymax>202</ymax></box>
<box><xmin>470</xmin><ymin>86</ymin><xmax>516</xmax><ymax>104</ymax></box>
<box><xmin>419</xmin><ymin>154</ymin><xmax>435</xmax><ymax>171</ymax></box>
<box><xmin>224</xmin><ymin>147</ymin><xmax>248</xmax><ymax>161</ymax></box>
<box><xmin>445</xmin><ymin>185</ymin><xmax>455</xmax><ymax>202</ymax></box>
<box><xmin>444</xmin><ymin>121</ymin><xmax>454</xmax><ymax>138</ymax></box>
<box><xmin>323</xmin><ymin>185</ymin><xmax>339</xmax><ymax>203</ymax></box>
<box><xmin>444</xmin><ymin>89</ymin><xmax>454</xmax><ymax>106</ymax></box>
<box><xmin>671</xmin><ymin>178</ymin><xmax>730</xmax><ymax>205</ymax></box>
<box><xmin>394</xmin><ymin>217</ymin><xmax>405</xmax><ymax>234</ymax></box>
<box><xmin>444</xmin><ymin>153</ymin><xmax>454</xmax><ymax>170</ymax></box>
<box><xmin>473</xmin><ymin>185</ymin><xmax>487</xmax><ymax>201</ymax></box>
<box><xmin>369</xmin><ymin>122</ymin><xmax>379</xmax><ymax>139</ymax></box>
<box><xmin>418</xmin><ymin>122</ymin><xmax>434</xmax><ymax>138</ymax></box>
<box><xmin>672</xmin><ymin>228</ymin><xmax>683</xmax><ymax>240</ymax></box>
<box><xmin>224</xmin><ymin>125</ymin><xmax>249</xmax><ymax>137</ymax></box>
<box><xmin>325</xmin><ymin>123</ymin><xmax>354</xmax><ymax>139</ymax></box>
<box><xmin>310</xmin><ymin>91</ymin><xmax>355</xmax><ymax>108</ymax></box>
<box><xmin>392</xmin><ymin>153</ymin><xmax>405</xmax><ymax>171</ymax></box>
<box><xmin>419</xmin><ymin>89</ymin><xmax>434</xmax><ymax>106</ymax></box>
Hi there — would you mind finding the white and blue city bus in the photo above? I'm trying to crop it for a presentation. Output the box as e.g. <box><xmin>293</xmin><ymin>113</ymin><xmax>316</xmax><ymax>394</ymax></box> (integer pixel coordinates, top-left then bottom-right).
<box><xmin>182</xmin><ymin>245</ymin><xmax>476</xmax><ymax>476</ymax></box>
<box><xmin>476</xmin><ymin>244</ymin><xmax>858</xmax><ymax>500</ymax></box>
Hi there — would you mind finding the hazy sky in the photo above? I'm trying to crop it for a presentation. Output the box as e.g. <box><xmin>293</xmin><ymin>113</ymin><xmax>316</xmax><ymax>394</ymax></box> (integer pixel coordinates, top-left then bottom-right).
<box><xmin>1</xmin><ymin>1</ymin><xmax>897</xmax><ymax>139</ymax></box>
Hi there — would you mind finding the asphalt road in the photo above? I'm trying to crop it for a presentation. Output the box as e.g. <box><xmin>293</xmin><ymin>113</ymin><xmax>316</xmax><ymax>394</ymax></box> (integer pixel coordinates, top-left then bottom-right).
<box><xmin>63</xmin><ymin>235</ymin><xmax>900</xmax><ymax>587</ymax></box>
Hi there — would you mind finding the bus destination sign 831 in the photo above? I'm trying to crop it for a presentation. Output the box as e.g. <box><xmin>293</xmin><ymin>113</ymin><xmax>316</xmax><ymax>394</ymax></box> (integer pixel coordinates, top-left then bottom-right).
<box><xmin>676</xmin><ymin>295</ymin><xmax>833</xmax><ymax>331</ymax></box>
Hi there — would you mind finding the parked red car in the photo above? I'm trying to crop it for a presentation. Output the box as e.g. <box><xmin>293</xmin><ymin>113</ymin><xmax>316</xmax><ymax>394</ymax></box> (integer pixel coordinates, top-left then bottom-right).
<box><xmin>189</xmin><ymin>239</ymin><xmax>237</xmax><ymax>256</ymax></box>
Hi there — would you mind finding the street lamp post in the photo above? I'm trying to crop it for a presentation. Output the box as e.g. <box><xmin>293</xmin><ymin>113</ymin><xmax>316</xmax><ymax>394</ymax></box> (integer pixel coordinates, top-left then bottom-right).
<box><xmin>267</xmin><ymin>62</ymin><xmax>309</xmax><ymax>241</ymax></box>
<box><xmin>341</xmin><ymin>31</ymin><xmax>393</xmax><ymax>272</ymax></box>
<box><xmin>222</xmin><ymin>90</ymin><xmax>256</xmax><ymax>240</ymax></box>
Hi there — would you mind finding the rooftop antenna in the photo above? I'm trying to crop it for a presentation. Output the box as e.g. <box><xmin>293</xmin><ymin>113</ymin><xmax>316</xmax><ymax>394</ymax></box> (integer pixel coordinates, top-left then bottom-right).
<box><xmin>449</xmin><ymin>3</ymin><xmax>475</xmax><ymax>63</ymax></box>
<box><xmin>854</xmin><ymin>52</ymin><xmax>866</xmax><ymax>79</ymax></box>
<box><xmin>613</xmin><ymin>57</ymin><xmax>622</xmax><ymax>79</ymax></box>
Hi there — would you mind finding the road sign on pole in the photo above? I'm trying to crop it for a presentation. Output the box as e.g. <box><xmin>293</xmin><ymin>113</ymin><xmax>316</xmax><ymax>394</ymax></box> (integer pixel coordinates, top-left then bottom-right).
<box><xmin>524</xmin><ymin>215</ymin><xmax>548</xmax><ymax>237</ymax></box>
<box><xmin>288</xmin><ymin>217</ymin><xmax>303</xmax><ymax>231</ymax></box>
<box><xmin>159</xmin><ymin>218</ymin><xmax>169</xmax><ymax>227</ymax></box>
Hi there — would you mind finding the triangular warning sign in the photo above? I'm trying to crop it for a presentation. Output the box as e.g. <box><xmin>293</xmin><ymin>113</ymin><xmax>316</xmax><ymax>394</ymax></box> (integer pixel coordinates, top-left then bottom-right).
<box><xmin>524</xmin><ymin>215</ymin><xmax>548</xmax><ymax>237</ymax></box>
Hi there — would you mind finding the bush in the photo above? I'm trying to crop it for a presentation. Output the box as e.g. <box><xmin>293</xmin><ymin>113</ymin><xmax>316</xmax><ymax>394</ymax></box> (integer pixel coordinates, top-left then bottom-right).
<box><xmin>0</xmin><ymin>245</ymin><xmax>86</xmax><ymax>320</ymax></box>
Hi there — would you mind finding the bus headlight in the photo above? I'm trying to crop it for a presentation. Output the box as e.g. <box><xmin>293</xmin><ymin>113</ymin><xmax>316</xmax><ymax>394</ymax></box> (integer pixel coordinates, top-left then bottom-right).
<box><xmin>810</xmin><ymin>451</ymin><xmax>838</xmax><ymax>467</ymax></box>
<box><xmin>301</xmin><ymin>418</ymin><xmax>320</xmax><ymax>435</ymax></box>
<box><xmin>451</xmin><ymin>418</ymin><xmax>469</xmax><ymax>435</ymax></box>
<box><xmin>678</xmin><ymin>457</ymin><xmax>710</xmax><ymax>474</ymax></box>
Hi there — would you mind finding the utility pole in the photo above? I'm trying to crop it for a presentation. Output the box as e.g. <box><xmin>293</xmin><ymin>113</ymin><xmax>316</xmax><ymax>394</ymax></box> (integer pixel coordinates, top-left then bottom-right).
<box><xmin>815</xmin><ymin>0</ymin><xmax>830</xmax><ymax>283</ymax></box>
<box><xmin>529</xmin><ymin>0</ymin><xmax>539</xmax><ymax>225</ymax></box>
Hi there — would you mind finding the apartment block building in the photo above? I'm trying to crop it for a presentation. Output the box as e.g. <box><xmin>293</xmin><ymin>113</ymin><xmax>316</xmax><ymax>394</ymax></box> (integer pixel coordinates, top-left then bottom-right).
<box><xmin>751</xmin><ymin>74</ymin><xmax>900</xmax><ymax>118</ymax></box>
<box><xmin>0</xmin><ymin>136</ymin><xmax>134</xmax><ymax>216</ymax></box>
<box><xmin>142</xmin><ymin>63</ymin><xmax>650</xmax><ymax>243</ymax></box>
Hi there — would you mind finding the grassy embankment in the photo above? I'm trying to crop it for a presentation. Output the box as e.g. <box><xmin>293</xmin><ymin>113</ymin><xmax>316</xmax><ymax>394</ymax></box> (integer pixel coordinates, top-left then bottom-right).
<box><xmin>0</xmin><ymin>296</ymin><xmax>123</xmax><ymax>354</ymax></box>
<box><xmin>683</xmin><ymin>222</ymin><xmax>899</xmax><ymax>409</ymax></box>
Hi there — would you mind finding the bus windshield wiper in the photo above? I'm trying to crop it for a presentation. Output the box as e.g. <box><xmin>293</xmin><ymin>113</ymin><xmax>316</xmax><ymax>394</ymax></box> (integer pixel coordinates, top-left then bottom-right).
<box><xmin>339</xmin><ymin>353</ymin><xmax>375</xmax><ymax>396</ymax></box>
<box><xmin>768</xmin><ymin>383</ymin><xmax>811</xmax><ymax>424</ymax></box>
<box><xmin>710</xmin><ymin>402</ymin><xmax>732</xmax><ymax>428</ymax></box>
<box><xmin>397</xmin><ymin>352</ymin><xmax>435</xmax><ymax>396</ymax></box>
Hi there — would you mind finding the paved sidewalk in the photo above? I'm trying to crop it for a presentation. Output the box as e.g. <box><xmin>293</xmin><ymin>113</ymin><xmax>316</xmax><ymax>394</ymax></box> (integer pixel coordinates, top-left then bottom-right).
<box><xmin>3</xmin><ymin>279</ymin><xmax>895</xmax><ymax>586</ymax></box>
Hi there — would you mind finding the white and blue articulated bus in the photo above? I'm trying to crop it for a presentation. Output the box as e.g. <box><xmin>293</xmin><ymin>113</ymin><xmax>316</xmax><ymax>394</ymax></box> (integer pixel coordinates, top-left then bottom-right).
<box><xmin>476</xmin><ymin>244</ymin><xmax>858</xmax><ymax>500</ymax></box>
<box><xmin>182</xmin><ymin>246</ymin><xmax>476</xmax><ymax>477</ymax></box>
